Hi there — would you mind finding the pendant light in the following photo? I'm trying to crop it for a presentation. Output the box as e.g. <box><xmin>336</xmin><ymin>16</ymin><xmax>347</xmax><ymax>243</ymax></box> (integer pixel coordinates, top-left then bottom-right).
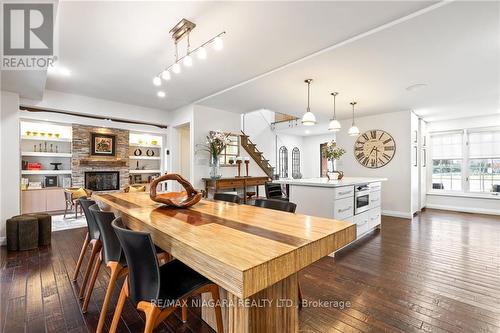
<box><xmin>348</xmin><ymin>101</ymin><xmax>360</xmax><ymax>136</ymax></box>
<box><xmin>328</xmin><ymin>92</ymin><xmax>341</xmax><ymax>132</ymax></box>
<box><xmin>301</xmin><ymin>79</ymin><xmax>316</xmax><ymax>126</ymax></box>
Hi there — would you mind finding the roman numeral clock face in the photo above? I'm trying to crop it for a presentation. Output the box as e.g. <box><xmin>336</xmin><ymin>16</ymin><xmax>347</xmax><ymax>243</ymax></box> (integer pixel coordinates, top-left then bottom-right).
<box><xmin>354</xmin><ymin>130</ymin><xmax>396</xmax><ymax>168</ymax></box>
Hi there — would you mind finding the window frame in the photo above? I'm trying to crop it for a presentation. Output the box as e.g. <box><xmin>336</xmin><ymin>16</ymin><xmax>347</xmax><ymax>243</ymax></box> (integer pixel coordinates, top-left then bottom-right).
<box><xmin>428</xmin><ymin>127</ymin><xmax>500</xmax><ymax>196</ymax></box>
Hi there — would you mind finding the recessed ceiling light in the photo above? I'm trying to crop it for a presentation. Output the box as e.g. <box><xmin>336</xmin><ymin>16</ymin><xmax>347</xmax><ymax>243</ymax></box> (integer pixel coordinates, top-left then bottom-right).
<box><xmin>47</xmin><ymin>65</ymin><xmax>71</xmax><ymax>77</ymax></box>
<box><xmin>406</xmin><ymin>83</ymin><xmax>427</xmax><ymax>92</ymax></box>
<box><xmin>157</xmin><ymin>91</ymin><xmax>166</xmax><ymax>98</ymax></box>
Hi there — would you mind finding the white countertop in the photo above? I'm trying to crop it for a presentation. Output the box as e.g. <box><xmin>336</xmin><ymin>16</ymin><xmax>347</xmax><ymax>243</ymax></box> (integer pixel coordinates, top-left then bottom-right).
<box><xmin>274</xmin><ymin>177</ymin><xmax>387</xmax><ymax>188</ymax></box>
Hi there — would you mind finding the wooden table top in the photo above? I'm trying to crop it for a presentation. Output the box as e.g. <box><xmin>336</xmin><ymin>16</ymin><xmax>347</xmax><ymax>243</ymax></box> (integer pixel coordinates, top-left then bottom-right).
<box><xmin>94</xmin><ymin>192</ymin><xmax>356</xmax><ymax>298</ymax></box>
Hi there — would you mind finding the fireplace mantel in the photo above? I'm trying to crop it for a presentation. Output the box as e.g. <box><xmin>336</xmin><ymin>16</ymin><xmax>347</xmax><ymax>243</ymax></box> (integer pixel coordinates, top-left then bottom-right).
<box><xmin>79</xmin><ymin>159</ymin><xmax>128</xmax><ymax>167</ymax></box>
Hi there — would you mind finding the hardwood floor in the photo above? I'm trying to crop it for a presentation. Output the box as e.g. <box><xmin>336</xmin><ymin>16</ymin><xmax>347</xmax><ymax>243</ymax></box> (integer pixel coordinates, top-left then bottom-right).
<box><xmin>1</xmin><ymin>209</ymin><xmax>499</xmax><ymax>333</ymax></box>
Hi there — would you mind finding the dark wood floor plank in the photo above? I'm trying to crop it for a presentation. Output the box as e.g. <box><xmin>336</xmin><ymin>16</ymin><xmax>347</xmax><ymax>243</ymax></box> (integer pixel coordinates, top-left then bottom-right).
<box><xmin>1</xmin><ymin>208</ymin><xmax>500</xmax><ymax>333</ymax></box>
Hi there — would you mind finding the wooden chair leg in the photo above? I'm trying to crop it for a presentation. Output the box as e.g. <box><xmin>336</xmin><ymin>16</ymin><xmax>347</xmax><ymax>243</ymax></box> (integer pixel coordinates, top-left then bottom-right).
<box><xmin>96</xmin><ymin>263</ymin><xmax>125</xmax><ymax>333</ymax></box>
<box><xmin>137</xmin><ymin>301</ymin><xmax>161</xmax><ymax>333</ymax></box>
<box><xmin>75</xmin><ymin>201</ymin><xmax>78</xmax><ymax>219</ymax></box>
<box><xmin>110</xmin><ymin>279</ymin><xmax>128</xmax><ymax>333</ymax></box>
<box><xmin>79</xmin><ymin>241</ymin><xmax>100</xmax><ymax>299</ymax></box>
<box><xmin>210</xmin><ymin>285</ymin><xmax>224</xmax><ymax>333</ymax></box>
<box><xmin>181</xmin><ymin>304</ymin><xmax>188</xmax><ymax>323</ymax></box>
<box><xmin>72</xmin><ymin>232</ymin><xmax>89</xmax><ymax>282</ymax></box>
<box><xmin>82</xmin><ymin>252</ymin><xmax>102</xmax><ymax>313</ymax></box>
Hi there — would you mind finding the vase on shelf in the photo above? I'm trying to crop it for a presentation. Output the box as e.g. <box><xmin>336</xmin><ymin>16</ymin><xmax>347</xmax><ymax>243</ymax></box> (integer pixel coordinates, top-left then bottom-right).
<box><xmin>209</xmin><ymin>155</ymin><xmax>222</xmax><ymax>179</ymax></box>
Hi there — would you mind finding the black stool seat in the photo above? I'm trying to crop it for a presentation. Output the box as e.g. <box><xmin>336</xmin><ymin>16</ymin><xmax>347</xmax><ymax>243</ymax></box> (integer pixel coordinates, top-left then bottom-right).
<box><xmin>158</xmin><ymin>260</ymin><xmax>211</xmax><ymax>305</ymax></box>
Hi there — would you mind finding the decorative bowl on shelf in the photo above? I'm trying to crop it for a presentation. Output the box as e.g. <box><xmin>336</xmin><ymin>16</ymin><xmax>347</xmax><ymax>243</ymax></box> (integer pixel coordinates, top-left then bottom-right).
<box><xmin>40</xmin><ymin>132</ymin><xmax>46</xmax><ymax>137</ymax></box>
<box><xmin>55</xmin><ymin>133</ymin><xmax>60</xmax><ymax>138</ymax></box>
<box><xmin>47</xmin><ymin>133</ymin><xmax>53</xmax><ymax>138</ymax></box>
<box><xmin>149</xmin><ymin>174</ymin><xmax>202</xmax><ymax>208</ymax></box>
<box><xmin>151</xmin><ymin>140</ymin><xmax>158</xmax><ymax>145</ymax></box>
<box><xmin>32</xmin><ymin>132</ymin><xmax>38</xmax><ymax>136</ymax></box>
<box><xmin>25</xmin><ymin>131</ymin><xmax>32</xmax><ymax>136</ymax></box>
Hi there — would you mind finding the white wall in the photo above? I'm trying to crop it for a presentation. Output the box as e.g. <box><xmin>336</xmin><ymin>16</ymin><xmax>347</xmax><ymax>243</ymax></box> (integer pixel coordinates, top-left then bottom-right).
<box><xmin>192</xmin><ymin>105</ymin><xmax>266</xmax><ymax>191</ymax></box>
<box><xmin>426</xmin><ymin>114</ymin><xmax>500</xmax><ymax>215</ymax></box>
<box><xmin>302</xmin><ymin>133</ymin><xmax>336</xmax><ymax>178</ymax></box>
<box><xmin>335</xmin><ymin>111</ymin><xmax>413</xmax><ymax>218</ymax></box>
<box><xmin>242</xmin><ymin>110</ymin><xmax>304</xmax><ymax>178</ymax></box>
<box><xmin>1</xmin><ymin>91</ymin><xmax>21</xmax><ymax>245</ymax></box>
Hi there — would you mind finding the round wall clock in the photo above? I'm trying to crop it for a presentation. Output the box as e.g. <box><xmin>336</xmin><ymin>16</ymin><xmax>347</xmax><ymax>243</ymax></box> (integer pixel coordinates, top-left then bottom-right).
<box><xmin>354</xmin><ymin>129</ymin><xmax>396</xmax><ymax>168</ymax></box>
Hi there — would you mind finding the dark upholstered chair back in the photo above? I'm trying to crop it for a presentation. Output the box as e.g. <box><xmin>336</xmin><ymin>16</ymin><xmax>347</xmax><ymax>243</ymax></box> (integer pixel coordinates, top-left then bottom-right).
<box><xmin>79</xmin><ymin>198</ymin><xmax>100</xmax><ymax>240</ymax></box>
<box><xmin>253</xmin><ymin>198</ymin><xmax>297</xmax><ymax>213</ymax></box>
<box><xmin>213</xmin><ymin>193</ymin><xmax>240</xmax><ymax>204</ymax></box>
<box><xmin>265</xmin><ymin>182</ymin><xmax>285</xmax><ymax>200</ymax></box>
<box><xmin>89</xmin><ymin>205</ymin><xmax>123</xmax><ymax>265</ymax></box>
<box><xmin>112</xmin><ymin>218</ymin><xmax>160</xmax><ymax>306</ymax></box>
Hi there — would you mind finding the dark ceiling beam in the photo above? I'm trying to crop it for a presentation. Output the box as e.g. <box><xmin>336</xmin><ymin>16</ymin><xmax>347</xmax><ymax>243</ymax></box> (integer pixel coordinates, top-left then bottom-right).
<box><xmin>19</xmin><ymin>105</ymin><xmax>168</xmax><ymax>129</ymax></box>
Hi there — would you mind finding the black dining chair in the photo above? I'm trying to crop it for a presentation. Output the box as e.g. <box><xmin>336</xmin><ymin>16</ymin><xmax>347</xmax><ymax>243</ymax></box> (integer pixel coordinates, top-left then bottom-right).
<box><xmin>213</xmin><ymin>192</ymin><xmax>240</xmax><ymax>204</ymax></box>
<box><xmin>110</xmin><ymin>218</ymin><xmax>223</xmax><ymax>333</ymax></box>
<box><xmin>73</xmin><ymin>198</ymin><xmax>102</xmax><ymax>300</ymax></box>
<box><xmin>82</xmin><ymin>205</ymin><xmax>127</xmax><ymax>332</ymax></box>
<box><xmin>265</xmin><ymin>182</ymin><xmax>288</xmax><ymax>201</ymax></box>
<box><xmin>254</xmin><ymin>198</ymin><xmax>297</xmax><ymax>213</ymax></box>
<box><xmin>253</xmin><ymin>198</ymin><xmax>303</xmax><ymax>304</ymax></box>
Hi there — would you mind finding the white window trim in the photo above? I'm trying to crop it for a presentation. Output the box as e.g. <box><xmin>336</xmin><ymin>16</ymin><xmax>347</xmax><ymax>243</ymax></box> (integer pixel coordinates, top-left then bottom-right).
<box><xmin>429</xmin><ymin>127</ymin><xmax>500</xmax><ymax>195</ymax></box>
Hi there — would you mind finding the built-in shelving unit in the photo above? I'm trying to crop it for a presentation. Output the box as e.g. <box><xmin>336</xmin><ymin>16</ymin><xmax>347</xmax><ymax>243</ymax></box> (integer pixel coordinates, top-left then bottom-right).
<box><xmin>21</xmin><ymin>170</ymin><xmax>72</xmax><ymax>175</ymax></box>
<box><xmin>20</xmin><ymin>120</ymin><xmax>73</xmax><ymax>190</ymax></box>
<box><xmin>21</xmin><ymin>152</ymin><xmax>72</xmax><ymax>158</ymax></box>
<box><xmin>129</xmin><ymin>132</ymin><xmax>165</xmax><ymax>186</ymax></box>
<box><xmin>129</xmin><ymin>156</ymin><xmax>161</xmax><ymax>160</ymax></box>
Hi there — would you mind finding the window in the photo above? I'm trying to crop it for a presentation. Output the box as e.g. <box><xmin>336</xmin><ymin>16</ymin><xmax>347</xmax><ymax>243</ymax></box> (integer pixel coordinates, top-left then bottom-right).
<box><xmin>468</xmin><ymin>130</ymin><xmax>500</xmax><ymax>192</ymax></box>
<box><xmin>279</xmin><ymin>146</ymin><xmax>288</xmax><ymax>178</ymax></box>
<box><xmin>430</xmin><ymin>128</ymin><xmax>500</xmax><ymax>194</ymax></box>
<box><xmin>218</xmin><ymin>133</ymin><xmax>239</xmax><ymax>166</ymax></box>
<box><xmin>430</xmin><ymin>132</ymin><xmax>463</xmax><ymax>191</ymax></box>
<box><xmin>292</xmin><ymin>147</ymin><xmax>300</xmax><ymax>179</ymax></box>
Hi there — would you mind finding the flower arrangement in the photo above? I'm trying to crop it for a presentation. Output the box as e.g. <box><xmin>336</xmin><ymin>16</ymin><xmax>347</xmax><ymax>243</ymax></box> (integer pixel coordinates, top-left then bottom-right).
<box><xmin>322</xmin><ymin>140</ymin><xmax>346</xmax><ymax>161</ymax></box>
<box><xmin>196</xmin><ymin>130</ymin><xmax>231</xmax><ymax>161</ymax></box>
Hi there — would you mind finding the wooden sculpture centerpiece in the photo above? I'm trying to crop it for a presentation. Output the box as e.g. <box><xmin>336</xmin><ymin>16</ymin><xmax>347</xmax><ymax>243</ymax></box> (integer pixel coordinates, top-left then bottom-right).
<box><xmin>150</xmin><ymin>173</ymin><xmax>202</xmax><ymax>208</ymax></box>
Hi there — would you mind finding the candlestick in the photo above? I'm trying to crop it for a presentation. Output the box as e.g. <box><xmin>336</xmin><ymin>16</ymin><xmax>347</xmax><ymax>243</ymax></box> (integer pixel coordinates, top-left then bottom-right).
<box><xmin>244</xmin><ymin>160</ymin><xmax>250</xmax><ymax>177</ymax></box>
<box><xmin>236</xmin><ymin>159</ymin><xmax>242</xmax><ymax>177</ymax></box>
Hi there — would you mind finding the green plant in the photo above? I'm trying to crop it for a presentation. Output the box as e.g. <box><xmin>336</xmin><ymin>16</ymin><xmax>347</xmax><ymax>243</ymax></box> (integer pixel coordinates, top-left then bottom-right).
<box><xmin>322</xmin><ymin>140</ymin><xmax>346</xmax><ymax>161</ymax></box>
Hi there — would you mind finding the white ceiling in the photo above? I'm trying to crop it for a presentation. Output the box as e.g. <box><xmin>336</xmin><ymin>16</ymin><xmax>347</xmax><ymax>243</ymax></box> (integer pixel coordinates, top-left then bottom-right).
<box><xmin>200</xmin><ymin>1</ymin><xmax>500</xmax><ymax>123</ymax></box>
<box><xmin>2</xmin><ymin>1</ymin><xmax>436</xmax><ymax>110</ymax></box>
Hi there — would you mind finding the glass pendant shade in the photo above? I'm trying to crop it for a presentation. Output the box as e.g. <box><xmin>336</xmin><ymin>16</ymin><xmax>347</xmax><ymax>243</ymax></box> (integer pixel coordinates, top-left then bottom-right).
<box><xmin>302</xmin><ymin>111</ymin><xmax>316</xmax><ymax>126</ymax></box>
<box><xmin>301</xmin><ymin>79</ymin><xmax>316</xmax><ymax>126</ymax></box>
<box><xmin>348</xmin><ymin>125</ymin><xmax>360</xmax><ymax>136</ymax></box>
<box><xmin>328</xmin><ymin>119</ymin><xmax>341</xmax><ymax>132</ymax></box>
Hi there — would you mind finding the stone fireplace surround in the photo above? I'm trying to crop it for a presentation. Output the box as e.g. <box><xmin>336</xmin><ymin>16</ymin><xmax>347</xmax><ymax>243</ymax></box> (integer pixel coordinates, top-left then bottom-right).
<box><xmin>72</xmin><ymin>125</ymin><xmax>129</xmax><ymax>191</ymax></box>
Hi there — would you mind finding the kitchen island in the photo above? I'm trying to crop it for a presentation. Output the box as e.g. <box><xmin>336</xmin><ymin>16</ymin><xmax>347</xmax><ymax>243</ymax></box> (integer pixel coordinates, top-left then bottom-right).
<box><xmin>275</xmin><ymin>177</ymin><xmax>387</xmax><ymax>242</ymax></box>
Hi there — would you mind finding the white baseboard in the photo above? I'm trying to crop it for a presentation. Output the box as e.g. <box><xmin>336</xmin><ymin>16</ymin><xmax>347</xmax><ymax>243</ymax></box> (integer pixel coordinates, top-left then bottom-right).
<box><xmin>381</xmin><ymin>210</ymin><xmax>412</xmax><ymax>219</ymax></box>
<box><xmin>0</xmin><ymin>237</ymin><xmax>6</xmax><ymax>246</ymax></box>
<box><xmin>425</xmin><ymin>204</ymin><xmax>500</xmax><ymax>216</ymax></box>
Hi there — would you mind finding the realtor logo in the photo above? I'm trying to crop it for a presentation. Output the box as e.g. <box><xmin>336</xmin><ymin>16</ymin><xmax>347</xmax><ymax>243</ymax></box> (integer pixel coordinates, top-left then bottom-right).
<box><xmin>2</xmin><ymin>3</ymin><xmax>55</xmax><ymax>69</ymax></box>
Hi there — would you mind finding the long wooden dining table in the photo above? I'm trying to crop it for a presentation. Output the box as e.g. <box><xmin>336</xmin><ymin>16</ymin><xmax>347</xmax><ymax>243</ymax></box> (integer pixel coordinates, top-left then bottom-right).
<box><xmin>94</xmin><ymin>192</ymin><xmax>356</xmax><ymax>333</ymax></box>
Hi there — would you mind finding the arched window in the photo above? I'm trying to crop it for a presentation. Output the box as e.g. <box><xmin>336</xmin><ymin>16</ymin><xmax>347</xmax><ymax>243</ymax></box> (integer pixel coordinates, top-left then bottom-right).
<box><xmin>279</xmin><ymin>146</ymin><xmax>288</xmax><ymax>178</ymax></box>
<box><xmin>292</xmin><ymin>147</ymin><xmax>301</xmax><ymax>179</ymax></box>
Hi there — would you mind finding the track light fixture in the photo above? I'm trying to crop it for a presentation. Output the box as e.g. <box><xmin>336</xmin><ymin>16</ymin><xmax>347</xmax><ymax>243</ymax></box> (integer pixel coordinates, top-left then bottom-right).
<box><xmin>152</xmin><ymin>18</ymin><xmax>226</xmax><ymax>98</ymax></box>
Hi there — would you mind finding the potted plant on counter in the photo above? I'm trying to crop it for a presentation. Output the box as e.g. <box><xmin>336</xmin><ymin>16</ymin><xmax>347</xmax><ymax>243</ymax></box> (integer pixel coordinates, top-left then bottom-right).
<box><xmin>196</xmin><ymin>130</ymin><xmax>231</xmax><ymax>179</ymax></box>
<box><xmin>322</xmin><ymin>140</ymin><xmax>346</xmax><ymax>180</ymax></box>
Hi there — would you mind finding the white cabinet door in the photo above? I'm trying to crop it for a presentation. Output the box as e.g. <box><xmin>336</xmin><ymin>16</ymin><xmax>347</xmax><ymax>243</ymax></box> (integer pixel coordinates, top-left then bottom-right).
<box><xmin>369</xmin><ymin>191</ymin><xmax>381</xmax><ymax>208</ymax></box>
<box><xmin>354</xmin><ymin>210</ymin><xmax>371</xmax><ymax>236</ymax></box>
<box><xmin>333</xmin><ymin>197</ymin><xmax>354</xmax><ymax>220</ymax></box>
<box><xmin>332</xmin><ymin>186</ymin><xmax>354</xmax><ymax>200</ymax></box>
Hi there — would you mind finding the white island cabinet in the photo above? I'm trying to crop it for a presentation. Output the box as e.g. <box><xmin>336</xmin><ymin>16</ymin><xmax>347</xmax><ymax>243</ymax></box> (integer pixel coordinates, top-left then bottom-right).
<box><xmin>274</xmin><ymin>177</ymin><xmax>387</xmax><ymax>243</ymax></box>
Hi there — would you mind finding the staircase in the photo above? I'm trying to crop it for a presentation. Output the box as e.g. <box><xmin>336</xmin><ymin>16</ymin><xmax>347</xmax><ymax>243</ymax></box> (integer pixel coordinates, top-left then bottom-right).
<box><xmin>240</xmin><ymin>131</ymin><xmax>274</xmax><ymax>178</ymax></box>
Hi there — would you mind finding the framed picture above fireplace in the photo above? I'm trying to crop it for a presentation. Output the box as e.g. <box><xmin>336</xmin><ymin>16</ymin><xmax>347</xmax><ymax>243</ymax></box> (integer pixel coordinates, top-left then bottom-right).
<box><xmin>91</xmin><ymin>133</ymin><xmax>116</xmax><ymax>156</ymax></box>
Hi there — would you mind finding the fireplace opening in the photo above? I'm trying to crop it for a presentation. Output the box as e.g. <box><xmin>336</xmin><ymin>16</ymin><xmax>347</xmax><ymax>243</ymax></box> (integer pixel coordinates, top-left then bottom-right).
<box><xmin>85</xmin><ymin>171</ymin><xmax>120</xmax><ymax>191</ymax></box>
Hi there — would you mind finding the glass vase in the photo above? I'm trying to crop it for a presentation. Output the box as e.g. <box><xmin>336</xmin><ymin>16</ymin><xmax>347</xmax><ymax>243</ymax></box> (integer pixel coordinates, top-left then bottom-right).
<box><xmin>210</xmin><ymin>155</ymin><xmax>222</xmax><ymax>179</ymax></box>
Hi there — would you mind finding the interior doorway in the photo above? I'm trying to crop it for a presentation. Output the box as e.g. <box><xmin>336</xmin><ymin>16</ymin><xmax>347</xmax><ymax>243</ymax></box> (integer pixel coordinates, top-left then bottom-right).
<box><xmin>177</xmin><ymin>123</ymin><xmax>191</xmax><ymax>181</ymax></box>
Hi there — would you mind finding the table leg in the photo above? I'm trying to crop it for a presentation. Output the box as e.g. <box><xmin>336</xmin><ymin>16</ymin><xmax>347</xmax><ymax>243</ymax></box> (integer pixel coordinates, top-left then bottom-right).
<box><xmin>201</xmin><ymin>273</ymin><xmax>298</xmax><ymax>333</ymax></box>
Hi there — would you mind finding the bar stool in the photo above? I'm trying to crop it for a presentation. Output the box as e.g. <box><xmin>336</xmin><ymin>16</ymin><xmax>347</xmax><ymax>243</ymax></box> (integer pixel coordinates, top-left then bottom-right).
<box><xmin>110</xmin><ymin>218</ymin><xmax>224</xmax><ymax>333</ymax></box>
<box><xmin>213</xmin><ymin>192</ymin><xmax>240</xmax><ymax>204</ymax></box>
<box><xmin>73</xmin><ymin>198</ymin><xmax>102</xmax><ymax>300</ymax></box>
